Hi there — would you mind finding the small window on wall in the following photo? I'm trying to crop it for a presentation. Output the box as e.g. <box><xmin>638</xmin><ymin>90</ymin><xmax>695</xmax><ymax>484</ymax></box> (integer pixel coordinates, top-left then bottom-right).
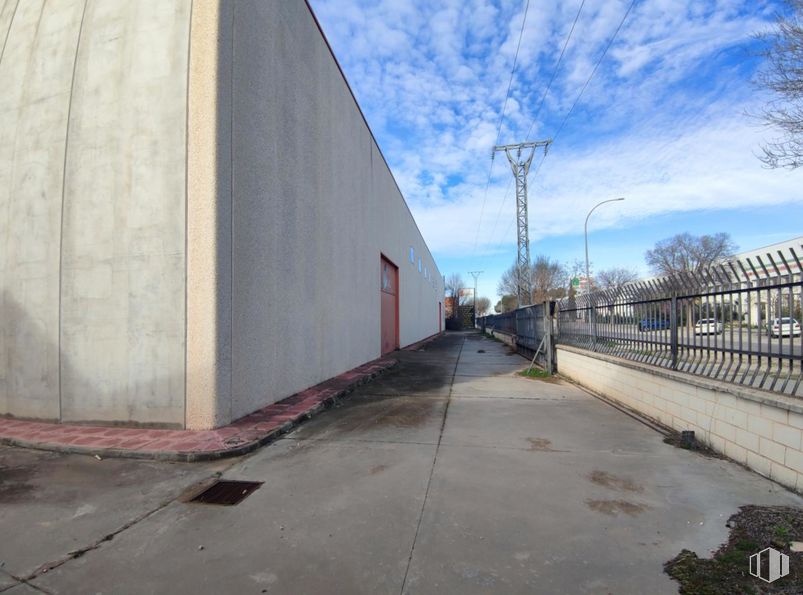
<box><xmin>424</xmin><ymin>266</ymin><xmax>428</xmax><ymax>278</ymax></box>
<box><xmin>409</xmin><ymin>247</ymin><xmax>415</xmax><ymax>264</ymax></box>
<box><xmin>418</xmin><ymin>257</ymin><xmax>422</xmax><ymax>273</ymax></box>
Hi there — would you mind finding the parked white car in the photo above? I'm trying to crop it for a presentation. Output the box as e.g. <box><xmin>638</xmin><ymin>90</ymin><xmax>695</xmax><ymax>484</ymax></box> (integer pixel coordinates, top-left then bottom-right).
<box><xmin>769</xmin><ymin>317</ymin><xmax>801</xmax><ymax>338</ymax></box>
<box><xmin>694</xmin><ymin>318</ymin><xmax>723</xmax><ymax>335</ymax></box>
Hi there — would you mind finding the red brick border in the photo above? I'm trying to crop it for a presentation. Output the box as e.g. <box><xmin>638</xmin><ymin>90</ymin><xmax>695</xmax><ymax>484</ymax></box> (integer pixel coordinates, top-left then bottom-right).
<box><xmin>0</xmin><ymin>358</ymin><xmax>397</xmax><ymax>462</ymax></box>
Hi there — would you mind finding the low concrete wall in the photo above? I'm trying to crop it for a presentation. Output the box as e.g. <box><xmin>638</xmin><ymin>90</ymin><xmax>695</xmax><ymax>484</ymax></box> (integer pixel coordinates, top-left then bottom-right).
<box><xmin>485</xmin><ymin>329</ymin><xmax>516</xmax><ymax>349</ymax></box>
<box><xmin>557</xmin><ymin>345</ymin><xmax>803</xmax><ymax>493</ymax></box>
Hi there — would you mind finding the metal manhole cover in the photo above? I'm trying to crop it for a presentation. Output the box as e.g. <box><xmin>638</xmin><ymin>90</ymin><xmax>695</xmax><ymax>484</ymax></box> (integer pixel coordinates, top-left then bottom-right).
<box><xmin>190</xmin><ymin>480</ymin><xmax>263</xmax><ymax>506</ymax></box>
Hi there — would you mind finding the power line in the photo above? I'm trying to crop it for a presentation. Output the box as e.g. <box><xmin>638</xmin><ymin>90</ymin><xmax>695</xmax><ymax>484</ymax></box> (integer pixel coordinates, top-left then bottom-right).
<box><xmin>483</xmin><ymin>0</ymin><xmax>586</xmax><ymax>256</ymax></box>
<box><xmin>494</xmin><ymin>0</ymin><xmax>637</xmax><ymax>250</ymax></box>
<box><xmin>524</xmin><ymin>0</ymin><xmax>587</xmax><ymax>140</ymax></box>
<box><xmin>472</xmin><ymin>0</ymin><xmax>531</xmax><ymax>255</ymax></box>
<box><xmin>468</xmin><ymin>271</ymin><xmax>483</xmax><ymax>325</ymax></box>
<box><xmin>550</xmin><ymin>0</ymin><xmax>637</xmax><ymax>145</ymax></box>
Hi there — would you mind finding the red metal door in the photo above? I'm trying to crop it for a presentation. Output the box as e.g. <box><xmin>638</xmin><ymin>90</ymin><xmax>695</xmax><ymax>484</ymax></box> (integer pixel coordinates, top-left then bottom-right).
<box><xmin>380</xmin><ymin>256</ymin><xmax>399</xmax><ymax>355</ymax></box>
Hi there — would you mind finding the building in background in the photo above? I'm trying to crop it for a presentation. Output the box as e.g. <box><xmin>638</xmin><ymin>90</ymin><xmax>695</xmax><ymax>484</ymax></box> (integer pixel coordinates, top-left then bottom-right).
<box><xmin>0</xmin><ymin>0</ymin><xmax>442</xmax><ymax>429</ymax></box>
<box><xmin>726</xmin><ymin>237</ymin><xmax>802</xmax><ymax>325</ymax></box>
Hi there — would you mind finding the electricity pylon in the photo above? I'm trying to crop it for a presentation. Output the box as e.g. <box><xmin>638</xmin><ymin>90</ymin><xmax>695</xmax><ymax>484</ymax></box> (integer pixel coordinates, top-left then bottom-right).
<box><xmin>493</xmin><ymin>140</ymin><xmax>551</xmax><ymax>306</ymax></box>
<box><xmin>468</xmin><ymin>270</ymin><xmax>483</xmax><ymax>326</ymax></box>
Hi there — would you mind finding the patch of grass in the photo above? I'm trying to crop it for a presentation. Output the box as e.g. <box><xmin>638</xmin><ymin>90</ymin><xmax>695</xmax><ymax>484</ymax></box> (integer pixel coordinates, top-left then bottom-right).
<box><xmin>774</xmin><ymin>523</ymin><xmax>792</xmax><ymax>543</ymax></box>
<box><xmin>665</xmin><ymin>506</ymin><xmax>803</xmax><ymax>594</ymax></box>
<box><xmin>483</xmin><ymin>331</ymin><xmax>504</xmax><ymax>343</ymax></box>
<box><xmin>519</xmin><ymin>368</ymin><xmax>551</xmax><ymax>379</ymax></box>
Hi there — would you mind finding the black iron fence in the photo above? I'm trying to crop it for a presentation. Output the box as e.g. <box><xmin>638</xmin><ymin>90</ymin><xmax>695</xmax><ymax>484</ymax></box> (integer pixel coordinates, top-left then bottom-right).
<box><xmin>560</xmin><ymin>247</ymin><xmax>802</xmax><ymax>396</ymax></box>
<box><xmin>480</xmin><ymin>243</ymin><xmax>803</xmax><ymax>397</ymax></box>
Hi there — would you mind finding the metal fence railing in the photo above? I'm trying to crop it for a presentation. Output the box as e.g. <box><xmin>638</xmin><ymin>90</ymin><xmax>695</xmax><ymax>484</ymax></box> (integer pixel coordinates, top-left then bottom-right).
<box><xmin>477</xmin><ymin>243</ymin><xmax>802</xmax><ymax>397</ymax></box>
<box><xmin>479</xmin><ymin>303</ymin><xmax>552</xmax><ymax>370</ymax></box>
<box><xmin>480</xmin><ymin>311</ymin><xmax>516</xmax><ymax>335</ymax></box>
<box><xmin>557</xmin><ymin>245</ymin><xmax>802</xmax><ymax>397</ymax></box>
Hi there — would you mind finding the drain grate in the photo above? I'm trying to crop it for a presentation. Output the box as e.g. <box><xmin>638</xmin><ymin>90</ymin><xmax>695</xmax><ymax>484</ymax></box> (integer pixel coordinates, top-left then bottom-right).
<box><xmin>190</xmin><ymin>480</ymin><xmax>263</xmax><ymax>506</ymax></box>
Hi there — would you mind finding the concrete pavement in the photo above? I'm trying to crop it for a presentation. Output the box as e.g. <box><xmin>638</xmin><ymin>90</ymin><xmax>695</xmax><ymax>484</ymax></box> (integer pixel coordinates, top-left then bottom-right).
<box><xmin>1</xmin><ymin>330</ymin><xmax>801</xmax><ymax>594</ymax></box>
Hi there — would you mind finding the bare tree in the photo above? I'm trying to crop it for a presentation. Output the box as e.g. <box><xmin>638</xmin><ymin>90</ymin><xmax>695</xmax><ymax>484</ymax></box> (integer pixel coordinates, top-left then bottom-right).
<box><xmin>444</xmin><ymin>273</ymin><xmax>464</xmax><ymax>320</ymax></box>
<box><xmin>596</xmin><ymin>267</ymin><xmax>639</xmax><ymax>291</ymax></box>
<box><xmin>646</xmin><ymin>233</ymin><xmax>736</xmax><ymax>329</ymax></box>
<box><xmin>531</xmin><ymin>255</ymin><xmax>567</xmax><ymax>304</ymax></box>
<box><xmin>754</xmin><ymin>0</ymin><xmax>803</xmax><ymax>168</ymax></box>
<box><xmin>494</xmin><ymin>295</ymin><xmax>518</xmax><ymax>313</ymax></box>
<box><xmin>497</xmin><ymin>255</ymin><xmax>566</xmax><ymax>306</ymax></box>
<box><xmin>445</xmin><ymin>273</ymin><xmax>464</xmax><ymax>300</ymax></box>
<box><xmin>496</xmin><ymin>265</ymin><xmax>518</xmax><ymax>300</ymax></box>
<box><xmin>645</xmin><ymin>233</ymin><xmax>737</xmax><ymax>276</ymax></box>
<box><xmin>596</xmin><ymin>267</ymin><xmax>639</xmax><ymax>319</ymax></box>
<box><xmin>475</xmin><ymin>297</ymin><xmax>491</xmax><ymax>317</ymax></box>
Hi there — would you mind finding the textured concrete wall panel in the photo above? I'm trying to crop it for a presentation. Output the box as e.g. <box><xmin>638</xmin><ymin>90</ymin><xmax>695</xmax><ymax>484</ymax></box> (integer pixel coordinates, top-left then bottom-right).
<box><xmin>59</xmin><ymin>0</ymin><xmax>190</xmax><ymax>425</ymax></box>
<box><xmin>227</xmin><ymin>1</ymin><xmax>442</xmax><ymax>420</ymax></box>
<box><xmin>0</xmin><ymin>0</ymin><xmax>85</xmax><ymax>419</ymax></box>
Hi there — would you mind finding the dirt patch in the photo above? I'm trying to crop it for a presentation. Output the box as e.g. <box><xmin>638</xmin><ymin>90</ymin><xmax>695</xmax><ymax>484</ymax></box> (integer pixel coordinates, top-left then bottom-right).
<box><xmin>374</xmin><ymin>400</ymin><xmax>438</xmax><ymax>428</ymax></box>
<box><xmin>663</xmin><ymin>432</ymin><xmax>725</xmax><ymax>459</ymax></box>
<box><xmin>369</xmin><ymin>464</ymin><xmax>388</xmax><ymax>475</ymax></box>
<box><xmin>526</xmin><ymin>437</ymin><xmax>554</xmax><ymax>452</ymax></box>
<box><xmin>665</xmin><ymin>506</ymin><xmax>803</xmax><ymax>594</ymax></box>
<box><xmin>0</xmin><ymin>464</ymin><xmax>37</xmax><ymax>503</ymax></box>
<box><xmin>588</xmin><ymin>470</ymin><xmax>643</xmax><ymax>493</ymax></box>
<box><xmin>586</xmin><ymin>499</ymin><xmax>647</xmax><ymax>517</ymax></box>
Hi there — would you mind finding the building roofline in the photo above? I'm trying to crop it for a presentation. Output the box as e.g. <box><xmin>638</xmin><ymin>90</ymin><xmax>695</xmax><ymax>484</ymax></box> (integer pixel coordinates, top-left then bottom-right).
<box><xmin>732</xmin><ymin>236</ymin><xmax>803</xmax><ymax>258</ymax></box>
<box><xmin>302</xmin><ymin>0</ymin><xmax>442</xmax><ymax>285</ymax></box>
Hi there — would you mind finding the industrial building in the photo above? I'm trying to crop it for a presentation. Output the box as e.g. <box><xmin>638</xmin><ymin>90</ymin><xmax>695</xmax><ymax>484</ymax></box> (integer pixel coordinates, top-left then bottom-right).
<box><xmin>0</xmin><ymin>0</ymin><xmax>443</xmax><ymax>429</ymax></box>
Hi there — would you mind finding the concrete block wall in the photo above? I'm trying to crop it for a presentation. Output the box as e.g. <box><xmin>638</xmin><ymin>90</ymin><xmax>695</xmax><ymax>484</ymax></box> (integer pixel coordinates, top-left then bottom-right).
<box><xmin>557</xmin><ymin>346</ymin><xmax>803</xmax><ymax>493</ymax></box>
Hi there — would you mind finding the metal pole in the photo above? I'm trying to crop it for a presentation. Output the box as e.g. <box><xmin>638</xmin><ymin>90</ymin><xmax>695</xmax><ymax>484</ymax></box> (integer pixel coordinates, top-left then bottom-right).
<box><xmin>469</xmin><ymin>271</ymin><xmax>483</xmax><ymax>328</ymax></box>
<box><xmin>584</xmin><ymin>197</ymin><xmax>625</xmax><ymax>294</ymax></box>
<box><xmin>584</xmin><ymin>198</ymin><xmax>624</xmax><ymax>351</ymax></box>
<box><xmin>670</xmin><ymin>295</ymin><xmax>678</xmax><ymax>370</ymax></box>
<box><xmin>545</xmin><ymin>303</ymin><xmax>554</xmax><ymax>374</ymax></box>
<box><xmin>493</xmin><ymin>140</ymin><xmax>551</xmax><ymax>307</ymax></box>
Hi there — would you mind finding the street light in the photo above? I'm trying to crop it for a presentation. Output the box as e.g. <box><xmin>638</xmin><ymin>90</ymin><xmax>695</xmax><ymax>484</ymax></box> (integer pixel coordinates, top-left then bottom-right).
<box><xmin>584</xmin><ymin>197</ymin><xmax>625</xmax><ymax>293</ymax></box>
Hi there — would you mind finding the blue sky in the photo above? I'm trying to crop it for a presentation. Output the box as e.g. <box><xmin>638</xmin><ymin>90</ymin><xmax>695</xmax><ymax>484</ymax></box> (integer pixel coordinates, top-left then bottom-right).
<box><xmin>309</xmin><ymin>0</ymin><xmax>803</xmax><ymax>303</ymax></box>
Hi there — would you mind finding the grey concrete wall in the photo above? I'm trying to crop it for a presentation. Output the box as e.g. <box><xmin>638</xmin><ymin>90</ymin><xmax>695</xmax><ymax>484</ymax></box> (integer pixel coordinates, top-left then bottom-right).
<box><xmin>1</xmin><ymin>0</ymin><xmax>441</xmax><ymax>429</ymax></box>
<box><xmin>0</xmin><ymin>0</ymin><xmax>84</xmax><ymax>420</ymax></box>
<box><xmin>0</xmin><ymin>0</ymin><xmax>190</xmax><ymax>426</ymax></box>
<box><xmin>219</xmin><ymin>0</ymin><xmax>443</xmax><ymax>422</ymax></box>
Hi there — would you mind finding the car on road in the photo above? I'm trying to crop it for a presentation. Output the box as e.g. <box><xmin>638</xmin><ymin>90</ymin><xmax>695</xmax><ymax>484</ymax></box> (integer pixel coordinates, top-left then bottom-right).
<box><xmin>639</xmin><ymin>318</ymin><xmax>670</xmax><ymax>332</ymax></box>
<box><xmin>769</xmin><ymin>317</ymin><xmax>801</xmax><ymax>338</ymax></box>
<box><xmin>694</xmin><ymin>318</ymin><xmax>723</xmax><ymax>335</ymax></box>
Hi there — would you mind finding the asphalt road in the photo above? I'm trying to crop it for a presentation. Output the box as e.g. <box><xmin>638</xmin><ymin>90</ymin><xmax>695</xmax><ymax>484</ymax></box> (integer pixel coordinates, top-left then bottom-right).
<box><xmin>561</xmin><ymin>323</ymin><xmax>802</xmax><ymax>356</ymax></box>
<box><xmin>2</xmin><ymin>331</ymin><xmax>802</xmax><ymax>594</ymax></box>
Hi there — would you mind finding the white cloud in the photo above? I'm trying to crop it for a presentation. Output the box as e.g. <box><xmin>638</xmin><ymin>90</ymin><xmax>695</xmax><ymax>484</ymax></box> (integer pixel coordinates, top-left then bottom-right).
<box><xmin>309</xmin><ymin>0</ymin><xmax>802</xmax><ymax>261</ymax></box>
